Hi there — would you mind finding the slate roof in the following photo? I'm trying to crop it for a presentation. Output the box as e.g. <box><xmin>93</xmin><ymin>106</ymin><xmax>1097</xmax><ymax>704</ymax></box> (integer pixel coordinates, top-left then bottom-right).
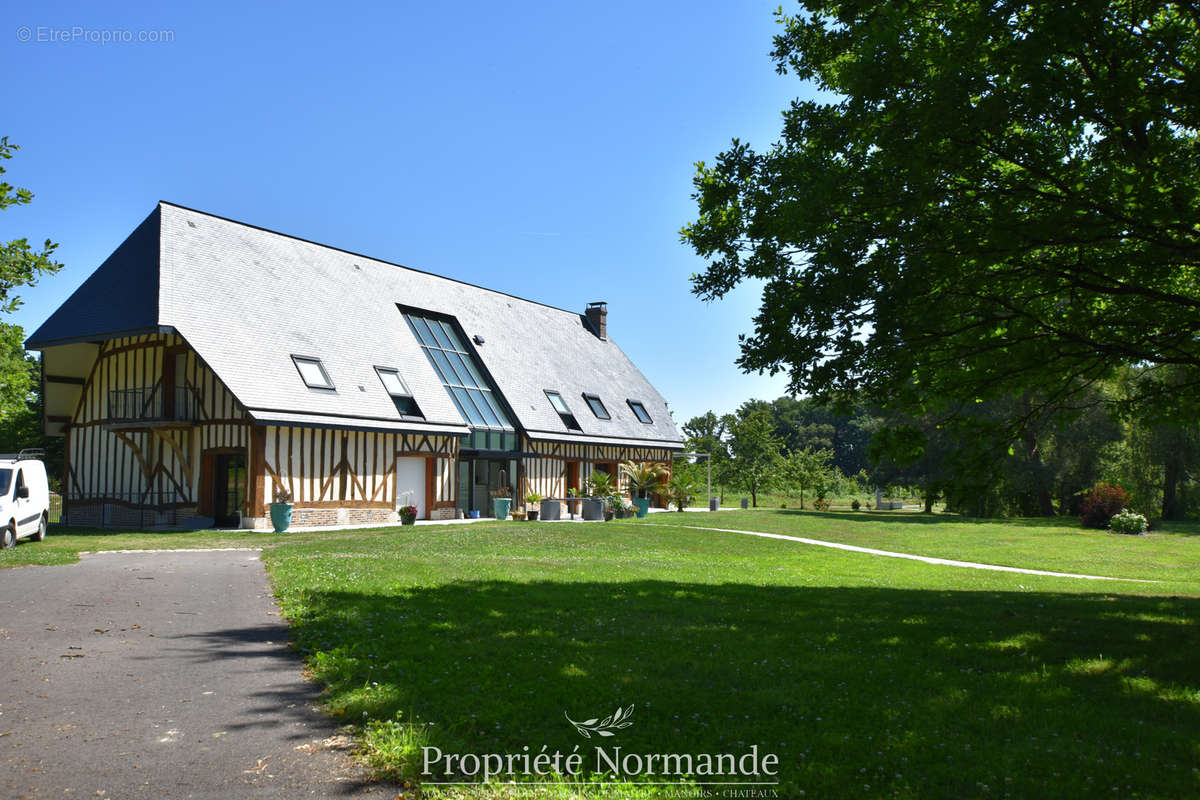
<box><xmin>28</xmin><ymin>202</ymin><xmax>684</xmax><ymax>449</ymax></box>
<box><xmin>26</xmin><ymin>207</ymin><xmax>167</xmax><ymax>346</ymax></box>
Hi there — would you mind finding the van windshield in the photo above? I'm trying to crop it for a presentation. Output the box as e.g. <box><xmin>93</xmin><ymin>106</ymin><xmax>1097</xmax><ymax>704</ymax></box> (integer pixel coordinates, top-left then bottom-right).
<box><xmin>0</xmin><ymin>469</ymin><xmax>11</xmax><ymax>497</ymax></box>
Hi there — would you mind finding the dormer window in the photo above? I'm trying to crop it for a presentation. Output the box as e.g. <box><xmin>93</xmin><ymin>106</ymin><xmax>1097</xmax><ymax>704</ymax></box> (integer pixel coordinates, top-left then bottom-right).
<box><xmin>545</xmin><ymin>390</ymin><xmax>581</xmax><ymax>431</ymax></box>
<box><xmin>582</xmin><ymin>393</ymin><xmax>610</xmax><ymax>420</ymax></box>
<box><xmin>627</xmin><ymin>400</ymin><xmax>653</xmax><ymax>424</ymax></box>
<box><xmin>292</xmin><ymin>355</ymin><xmax>335</xmax><ymax>390</ymax></box>
<box><xmin>376</xmin><ymin>367</ymin><xmax>423</xmax><ymax>418</ymax></box>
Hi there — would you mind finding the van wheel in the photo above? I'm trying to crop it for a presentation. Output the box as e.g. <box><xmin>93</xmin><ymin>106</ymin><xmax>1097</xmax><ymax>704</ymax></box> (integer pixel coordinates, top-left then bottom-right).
<box><xmin>34</xmin><ymin>515</ymin><xmax>47</xmax><ymax>542</ymax></box>
<box><xmin>1</xmin><ymin>524</ymin><xmax>14</xmax><ymax>549</ymax></box>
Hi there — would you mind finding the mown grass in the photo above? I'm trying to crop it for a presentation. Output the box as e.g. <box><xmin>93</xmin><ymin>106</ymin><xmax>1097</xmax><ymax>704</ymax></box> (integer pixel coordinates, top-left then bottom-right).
<box><xmin>260</xmin><ymin>515</ymin><xmax>1200</xmax><ymax>798</ymax></box>
<box><xmin>642</xmin><ymin>509</ymin><xmax>1200</xmax><ymax>586</ymax></box>
<box><xmin>6</xmin><ymin>513</ymin><xmax>1199</xmax><ymax>797</ymax></box>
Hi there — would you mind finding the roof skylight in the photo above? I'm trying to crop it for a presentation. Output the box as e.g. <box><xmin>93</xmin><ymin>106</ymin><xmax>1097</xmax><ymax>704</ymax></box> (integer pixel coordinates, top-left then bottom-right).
<box><xmin>582</xmin><ymin>393</ymin><xmax>610</xmax><ymax>420</ymax></box>
<box><xmin>292</xmin><ymin>355</ymin><xmax>335</xmax><ymax>390</ymax></box>
<box><xmin>375</xmin><ymin>366</ymin><xmax>423</xmax><ymax>418</ymax></box>
<box><xmin>545</xmin><ymin>390</ymin><xmax>582</xmax><ymax>431</ymax></box>
<box><xmin>627</xmin><ymin>400</ymin><xmax>653</xmax><ymax>424</ymax></box>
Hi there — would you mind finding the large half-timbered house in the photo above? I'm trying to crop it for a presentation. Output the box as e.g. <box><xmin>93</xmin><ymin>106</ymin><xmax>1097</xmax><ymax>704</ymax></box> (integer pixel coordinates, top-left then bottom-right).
<box><xmin>27</xmin><ymin>202</ymin><xmax>684</xmax><ymax>527</ymax></box>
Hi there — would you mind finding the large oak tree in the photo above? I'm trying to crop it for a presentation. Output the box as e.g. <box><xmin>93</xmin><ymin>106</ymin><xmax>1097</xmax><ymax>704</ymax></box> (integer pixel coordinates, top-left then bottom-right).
<box><xmin>683</xmin><ymin>2</ymin><xmax>1200</xmax><ymax>421</ymax></box>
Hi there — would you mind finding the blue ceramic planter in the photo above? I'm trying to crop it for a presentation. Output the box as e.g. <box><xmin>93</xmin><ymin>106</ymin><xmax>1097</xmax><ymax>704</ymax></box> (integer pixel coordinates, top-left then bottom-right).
<box><xmin>493</xmin><ymin>498</ymin><xmax>511</xmax><ymax>520</ymax></box>
<box><xmin>269</xmin><ymin>502</ymin><xmax>293</xmax><ymax>533</ymax></box>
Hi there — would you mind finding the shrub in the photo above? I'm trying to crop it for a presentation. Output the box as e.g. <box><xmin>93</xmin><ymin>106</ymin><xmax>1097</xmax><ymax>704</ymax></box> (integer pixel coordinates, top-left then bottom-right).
<box><xmin>1108</xmin><ymin>508</ymin><xmax>1148</xmax><ymax>535</ymax></box>
<box><xmin>1080</xmin><ymin>483</ymin><xmax>1129</xmax><ymax>529</ymax></box>
<box><xmin>851</xmin><ymin>499</ymin><xmax>861</xmax><ymax>511</ymax></box>
<box><xmin>812</xmin><ymin>497</ymin><xmax>832</xmax><ymax>512</ymax></box>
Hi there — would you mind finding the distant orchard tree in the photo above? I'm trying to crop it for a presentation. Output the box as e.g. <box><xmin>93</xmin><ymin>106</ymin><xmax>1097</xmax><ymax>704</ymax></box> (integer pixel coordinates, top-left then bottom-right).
<box><xmin>725</xmin><ymin>407</ymin><xmax>782</xmax><ymax>507</ymax></box>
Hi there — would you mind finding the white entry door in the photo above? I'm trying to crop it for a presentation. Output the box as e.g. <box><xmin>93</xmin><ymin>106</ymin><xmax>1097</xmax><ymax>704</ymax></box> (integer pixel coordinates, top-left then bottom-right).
<box><xmin>395</xmin><ymin>458</ymin><xmax>427</xmax><ymax>519</ymax></box>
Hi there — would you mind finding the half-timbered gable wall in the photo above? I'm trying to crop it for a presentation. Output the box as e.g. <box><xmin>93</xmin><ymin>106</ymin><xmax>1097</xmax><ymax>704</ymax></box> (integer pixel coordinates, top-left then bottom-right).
<box><xmin>65</xmin><ymin>333</ymin><xmax>249</xmax><ymax>525</ymax></box>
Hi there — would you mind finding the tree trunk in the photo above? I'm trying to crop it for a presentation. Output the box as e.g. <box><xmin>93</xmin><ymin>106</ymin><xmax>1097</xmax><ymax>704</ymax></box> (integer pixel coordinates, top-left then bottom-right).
<box><xmin>923</xmin><ymin>491</ymin><xmax>934</xmax><ymax>513</ymax></box>
<box><xmin>1020</xmin><ymin>406</ymin><xmax>1056</xmax><ymax>516</ymax></box>
<box><xmin>1162</xmin><ymin>454</ymin><xmax>1181</xmax><ymax>520</ymax></box>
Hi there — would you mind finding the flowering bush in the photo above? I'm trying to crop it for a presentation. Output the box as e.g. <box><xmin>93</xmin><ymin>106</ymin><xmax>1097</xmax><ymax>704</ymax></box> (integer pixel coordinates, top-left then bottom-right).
<box><xmin>1080</xmin><ymin>483</ymin><xmax>1129</xmax><ymax>529</ymax></box>
<box><xmin>1108</xmin><ymin>508</ymin><xmax>1148</xmax><ymax>535</ymax></box>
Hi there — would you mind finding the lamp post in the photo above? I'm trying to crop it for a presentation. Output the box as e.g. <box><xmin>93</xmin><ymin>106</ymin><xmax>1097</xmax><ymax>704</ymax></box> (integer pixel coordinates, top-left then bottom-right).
<box><xmin>678</xmin><ymin>451</ymin><xmax>712</xmax><ymax>511</ymax></box>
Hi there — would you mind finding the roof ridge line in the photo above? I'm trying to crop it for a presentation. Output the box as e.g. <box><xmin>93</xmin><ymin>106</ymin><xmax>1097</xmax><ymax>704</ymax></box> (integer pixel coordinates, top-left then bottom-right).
<box><xmin>156</xmin><ymin>200</ymin><xmax>591</xmax><ymax>320</ymax></box>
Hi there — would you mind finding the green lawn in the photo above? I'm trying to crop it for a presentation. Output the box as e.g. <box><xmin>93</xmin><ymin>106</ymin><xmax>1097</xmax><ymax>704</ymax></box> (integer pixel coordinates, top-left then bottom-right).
<box><xmin>4</xmin><ymin>513</ymin><xmax>1199</xmax><ymax>798</ymax></box>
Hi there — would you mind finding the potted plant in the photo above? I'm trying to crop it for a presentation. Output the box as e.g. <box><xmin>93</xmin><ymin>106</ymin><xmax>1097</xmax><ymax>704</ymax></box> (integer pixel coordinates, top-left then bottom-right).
<box><xmin>399</xmin><ymin>504</ymin><xmax>418</xmax><ymax>525</ymax></box>
<box><xmin>607</xmin><ymin>495</ymin><xmax>632</xmax><ymax>520</ymax></box>
<box><xmin>566</xmin><ymin>487</ymin><xmax>580</xmax><ymax>519</ymax></box>
<box><xmin>525</xmin><ymin>491</ymin><xmax>542</xmax><ymax>521</ymax></box>
<box><xmin>511</xmin><ymin>508</ymin><xmax>526</xmax><ymax>521</ymax></box>
<box><xmin>620</xmin><ymin>460</ymin><xmax>667</xmax><ymax>518</ymax></box>
<box><xmin>665</xmin><ymin>474</ymin><xmax>700</xmax><ymax>512</ymax></box>
<box><xmin>491</xmin><ymin>486</ymin><xmax>512</xmax><ymax>520</ymax></box>
<box><xmin>583</xmin><ymin>471</ymin><xmax>613</xmax><ymax>521</ymax></box>
<box><xmin>269</xmin><ymin>488</ymin><xmax>293</xmax><ymax>533</ymax></box>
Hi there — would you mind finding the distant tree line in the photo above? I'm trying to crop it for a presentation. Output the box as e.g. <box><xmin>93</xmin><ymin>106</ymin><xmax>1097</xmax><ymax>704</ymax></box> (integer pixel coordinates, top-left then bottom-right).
<box><xmin>680</xmin><ymin>376</ymin><xmax>1199</xmax><ymax>522</ymax></box>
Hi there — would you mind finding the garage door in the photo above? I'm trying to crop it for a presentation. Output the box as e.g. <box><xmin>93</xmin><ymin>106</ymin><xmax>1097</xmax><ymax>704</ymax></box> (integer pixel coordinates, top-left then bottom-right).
<box><xmin>395</xmin><ymin>458</ymin><xmax>427</xmax><ymax>519</ymax></box>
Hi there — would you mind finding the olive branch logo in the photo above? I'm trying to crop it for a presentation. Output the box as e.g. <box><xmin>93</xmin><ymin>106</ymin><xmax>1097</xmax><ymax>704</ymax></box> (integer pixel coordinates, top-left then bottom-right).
<box><xmin>564</xmin><ymin>704</ymin><xmax>635</xmax><ymax>738</ymax></box>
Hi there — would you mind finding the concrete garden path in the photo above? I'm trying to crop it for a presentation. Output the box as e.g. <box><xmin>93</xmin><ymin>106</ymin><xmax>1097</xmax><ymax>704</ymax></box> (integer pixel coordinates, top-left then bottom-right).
<box><xmin>0</xmin><ymin>550</ymin><xmax>395</xmax><ymax>798</ymax></box>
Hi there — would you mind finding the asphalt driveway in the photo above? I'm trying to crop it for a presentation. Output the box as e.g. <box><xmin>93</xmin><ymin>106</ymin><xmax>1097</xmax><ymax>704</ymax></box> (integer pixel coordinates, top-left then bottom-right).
<box><xmin>0</xmin><ymin>549</ymin><xmax>392</xmax><ymax>799</ymax></box>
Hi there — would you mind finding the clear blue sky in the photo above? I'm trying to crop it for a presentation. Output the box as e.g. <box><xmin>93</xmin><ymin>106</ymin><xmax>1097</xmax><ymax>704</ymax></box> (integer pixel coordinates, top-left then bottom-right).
<box><xmin>3</xmin><ymin>1</ymin><xmax>809</xmax><ymax>426</ymax></box>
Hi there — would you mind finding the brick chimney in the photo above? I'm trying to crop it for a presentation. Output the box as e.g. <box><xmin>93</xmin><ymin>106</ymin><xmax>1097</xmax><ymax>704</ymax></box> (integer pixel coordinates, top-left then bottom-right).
<box><xmin>585</xmin><ymin>301</ymin><xmax>607</xmax><ymax>340</ymax></box>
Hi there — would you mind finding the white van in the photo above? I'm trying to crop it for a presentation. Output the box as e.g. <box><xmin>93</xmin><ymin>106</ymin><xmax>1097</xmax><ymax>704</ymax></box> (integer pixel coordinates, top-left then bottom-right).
<box><xmin>0</xmin><ymin>451</ymin><xmax>50</xmax><ymax>548</ymax></box>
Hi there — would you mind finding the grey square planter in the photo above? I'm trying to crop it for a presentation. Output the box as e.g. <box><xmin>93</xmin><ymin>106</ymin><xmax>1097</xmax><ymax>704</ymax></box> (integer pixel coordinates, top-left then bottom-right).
<box><xmin>581</xmin><ymin>498</ymin><xmax>604</xmax><ymax>521</ymax></box>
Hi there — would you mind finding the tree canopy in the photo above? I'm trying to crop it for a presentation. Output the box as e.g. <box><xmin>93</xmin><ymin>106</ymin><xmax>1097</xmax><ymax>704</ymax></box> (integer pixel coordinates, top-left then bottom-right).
<box><xmin>683</xmin><ymin>2</ymin><xmax>1200</xmax><ymax>421</ymax></box>
<box><xmin>2</xmin><ymin>136</ymin><xmax>61</xmax><ymax>316</ymax></box>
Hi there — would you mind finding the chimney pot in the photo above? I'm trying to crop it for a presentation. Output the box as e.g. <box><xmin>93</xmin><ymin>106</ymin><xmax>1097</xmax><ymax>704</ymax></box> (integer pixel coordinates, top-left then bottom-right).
<box><xmin>585</xmin><ymin>301</ymin><xmax>607</xmax><ymax>340</ymax></box>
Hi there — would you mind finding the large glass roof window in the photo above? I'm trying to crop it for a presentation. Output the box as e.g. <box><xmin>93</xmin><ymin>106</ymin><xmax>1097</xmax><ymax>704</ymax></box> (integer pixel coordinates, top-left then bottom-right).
<box><xmin>403</xmin><ymin>312</ymin><xmax>514</xmax><ymax>430</ymax></box>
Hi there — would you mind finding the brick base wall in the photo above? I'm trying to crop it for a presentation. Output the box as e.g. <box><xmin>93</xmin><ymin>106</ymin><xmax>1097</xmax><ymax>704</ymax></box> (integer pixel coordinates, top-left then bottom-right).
<box><xmin>289</xmin><ymin>508</ymin><xmax>339</xmax><ymax>527</ymax></box>
<box><xmin>287</xmin><ymin>507</ymin><xmax>399</xmax><ymax>528</ymax></box>
<box><xmin>432</xmin><ymin>506</ymin><xmax>457</xmax><ymax>521</ymax></box>
<box><xmin>348</xmin><ymin>508</ymin><xmax>396</xmax><ymax>526</ymax></box>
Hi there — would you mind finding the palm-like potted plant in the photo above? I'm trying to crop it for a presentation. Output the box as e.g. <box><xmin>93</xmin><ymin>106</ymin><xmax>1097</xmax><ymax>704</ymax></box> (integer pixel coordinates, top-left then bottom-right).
<box><xmin>582</xmin><ymin>471</ymin><xmax>614</xmax><ymax>521</ymax></box>
<box><xmin>665</xmin><ymin>474</ymin><xmax>701</xmax><ymax>512</ymax></box>
<box><xmin>525</xmin><ymin>491</ymin><xmax>542</xmax><ymax>521</ymax></box>
<box><xmin>270</xmin><ymin>487</ymin><xmax>293</xmax><ymax>533</ymax></box>
<box><xmin>620</xmin><ymin>461</ymin><xmax>667</xmax><ymax>518</ymax></box>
